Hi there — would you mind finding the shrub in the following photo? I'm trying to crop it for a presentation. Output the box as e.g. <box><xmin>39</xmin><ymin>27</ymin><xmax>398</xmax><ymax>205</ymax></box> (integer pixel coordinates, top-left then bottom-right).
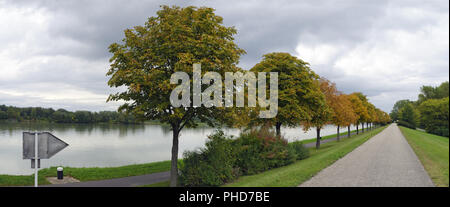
<box><xmin>397</xmin><ymin>120</ymin><xmax>416</xmax><ymax>129</ymax></box>
<box><xmin>180</xmin><ymin>127</ymin><xmax>299</xmax><ymax>186</ymax></box>
<box><xmin>0</xmin><ymin>111</ymin><xmax>7</xmax><ymax>120</ymax></box>
<box><xmin>179</xmin><ymin>130</ymin><xmax>238</xmax><ymax>186</ymax></box>
<box><xmin>427</xmin><ymin>127</ymin><xmax>449</xmax><ymax>138</ymax></box>
<box><xmin>234</xmin><ymin>127</ymin><xmax>296</xmax><ymax>175</ymax></box>
<box><xmin>418</xmin><ymin>97</ymin><xmax>449</xmax><ymax>137</ymax></box>
<box><xmin>289</xmin><ymin>141</ymin><xmax>310</xmax><ymax>160</ymax></box>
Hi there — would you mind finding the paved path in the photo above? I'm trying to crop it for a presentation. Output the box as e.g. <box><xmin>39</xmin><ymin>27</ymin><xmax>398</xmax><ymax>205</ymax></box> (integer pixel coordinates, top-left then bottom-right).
<box><xmin>43</xmin><ymin>171</ymin><xmax>169</xmax><ymax>187</ymax></box>
<box><xmin>300</xmin><ymin>124</ymin><xmax>434</xmax><ymax>187</ymax></box>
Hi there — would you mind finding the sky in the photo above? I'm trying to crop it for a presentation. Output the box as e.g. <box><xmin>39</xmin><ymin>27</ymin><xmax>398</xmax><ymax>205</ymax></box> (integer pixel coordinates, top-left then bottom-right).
<box><xmin>0</xmin><ymin>0</ymin><xmax>448</xmax><ymax>113</ymax></box>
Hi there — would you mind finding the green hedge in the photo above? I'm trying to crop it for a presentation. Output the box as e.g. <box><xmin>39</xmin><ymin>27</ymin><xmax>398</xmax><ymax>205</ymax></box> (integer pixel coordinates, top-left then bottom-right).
<box><xmin>397</xmin><ymin>120</ymin><xmax>416</xmax><ymax>129</ymax></box>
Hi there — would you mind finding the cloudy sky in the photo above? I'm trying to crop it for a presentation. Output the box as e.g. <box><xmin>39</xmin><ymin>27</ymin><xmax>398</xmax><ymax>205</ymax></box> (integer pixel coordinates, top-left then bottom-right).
<box><xmin>0</xmin><ymin>0</ymin><xmax>448</xmax><ymax>112</ymax></box>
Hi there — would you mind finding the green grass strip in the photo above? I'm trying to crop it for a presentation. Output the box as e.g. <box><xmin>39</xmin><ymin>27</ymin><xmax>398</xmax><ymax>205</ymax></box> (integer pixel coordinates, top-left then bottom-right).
<box><xmin>399</xmin><ymin>126</ymin><xmax>449</xmax><ymax>187</ymax></box>
<box><xmin>139</xmin><ymin>180</ymin><xmax>170</xmax><ymax>187</ymax></box>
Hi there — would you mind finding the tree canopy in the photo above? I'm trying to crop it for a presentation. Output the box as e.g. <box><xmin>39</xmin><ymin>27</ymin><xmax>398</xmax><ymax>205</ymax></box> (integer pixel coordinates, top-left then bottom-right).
<box><xmin>418</xmin><ymin>81</ymin><xmax>449</xmax><ymax>104</ymax></box>
<box><xmin>391</xmin><ymin>81</ymin><xmax>448</xmax><ymax>137</ymax></box>
<box><xmin>348</xmin><ymin>93</ymin><xmax>368</xmax><ymax>127</ymax></box>
<box><xmin>390</xmin><ymin>99</ymin><xmax>412</xmax><ymax>121</ymax></box>
<box><xmin>418</xmin><ymin>97</ymin><xmax>449</xmax><ymax>137</ymax></box>
<box><xmin>321</xmin><ymin>81</ymin><xmax>358</xmax><ymax>128</ymax></box>
<box><xmin>317</xmin><ymin>79</ymin><xmax>358</xmax><ymax>141</ymax></box>
<box><xmin>250</xmin><ymin>52</ymin><xmax>323</xmax><ymax>136</ymax></box>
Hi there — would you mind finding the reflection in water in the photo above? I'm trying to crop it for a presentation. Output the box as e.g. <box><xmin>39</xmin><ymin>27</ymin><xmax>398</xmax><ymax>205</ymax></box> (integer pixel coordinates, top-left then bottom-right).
<box><xmin>0</xmin><ymin>122</ymin><xmax>358</xmax><ymax>175</ymax></box>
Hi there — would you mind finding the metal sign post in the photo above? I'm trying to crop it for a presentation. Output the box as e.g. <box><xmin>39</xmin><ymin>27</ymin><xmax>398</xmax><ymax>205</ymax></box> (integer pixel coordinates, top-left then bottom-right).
<box><xmin>34</xmin><ymin>131</ymin><xmax>38</xmax><ymax>187</ymax></box>
<box><xmin>23</xmin><ymin>132</ymin><xmax>69</xmax><ymax>187</ymax></box>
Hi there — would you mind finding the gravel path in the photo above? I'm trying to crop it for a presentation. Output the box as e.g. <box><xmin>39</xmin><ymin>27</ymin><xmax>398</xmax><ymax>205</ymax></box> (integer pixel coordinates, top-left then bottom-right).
<box><xmin>299</xmin><ymin>124</ymin><xmax>434</xmax><ymax>187</ymax></box>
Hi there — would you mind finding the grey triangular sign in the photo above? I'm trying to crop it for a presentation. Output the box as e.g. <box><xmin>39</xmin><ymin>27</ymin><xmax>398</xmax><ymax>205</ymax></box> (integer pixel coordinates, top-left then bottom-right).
<box><xmin>42</xmin><ymin>132</ymin><xmax>69</xmax><ymax>159</ymax></box>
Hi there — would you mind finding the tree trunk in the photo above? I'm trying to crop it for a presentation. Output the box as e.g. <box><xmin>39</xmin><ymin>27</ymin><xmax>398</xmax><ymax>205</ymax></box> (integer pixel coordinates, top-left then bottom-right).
<box><xmin>356</xmin><ymin>124</ymin><xmax>359</xmax><ymax>134</ymax></box>
<box><xmin>170</xmin><ymin>126</ymin><xmax>180</xmax><ymax>187</ymax></box>
<box><xmin>348</xmin><ymin>125</ymin><xmax>351</xmax><ymax>138</ymax></box>
<box><xmin>337</xmin><ymin>125</ymin><xmax>340</xmax><ymax>141</ymax></box>
<box><xmin>367</xmin><ymin>122</ymin><xmax>369</xmax><ymax>130</ymax></box>
<box><xmin>316</xmin><ymin>127</ymin><xmax>321</xmax><ymax>149</ymax></box>
<box><xmin>276</xmin><ymin>122</ymin><xmax>281</xmax><ymax>137</ymax></box>
<box><xmin>362</xmin><ymin>123</ymin><xmax>364</xmax><ymax>133</ymax></box>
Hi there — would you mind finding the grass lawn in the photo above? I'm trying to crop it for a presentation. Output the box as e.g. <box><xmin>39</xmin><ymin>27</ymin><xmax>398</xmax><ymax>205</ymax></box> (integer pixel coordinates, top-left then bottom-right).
<box><xmin>0</xmin><ymin>160</ymin><xmax>172</xmax><ymax>186</ymax></box>
<box><xmin>139</xmin><ymin>180</ymin><xmax>170</xmax><ymax>187</ymax></box>
<box><xmin>399</xmin><ymin>126</ymin><xmax>449</xmax><ymax>187</ymax></box>
<box><xmin>223</xmin><ymin>125</ymin><xmax>387</xmax><ymax>187</ymax></box>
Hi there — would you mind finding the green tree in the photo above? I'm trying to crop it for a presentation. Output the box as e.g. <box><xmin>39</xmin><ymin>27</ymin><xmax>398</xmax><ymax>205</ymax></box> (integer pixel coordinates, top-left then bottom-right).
<box><xmin>0</xmin><ymin>111</ymin><xmax>7</xmax><ymax>119</ymax></box>
<box><xmin>348</xmin><ymin>93</ymin><xmax>368</xmax><ymax>134</ymax></box>
<box><xmin>74</xmin><ymin>111</ymin><xmax>93</xmax><ymax>123</ymax></box>
<box><xmin>249</xmin><ymin>52</ymin><xmax>322</xmax><ymax>136</ymax></box>
<box><xmin>6</xmin><ymin>108</ymin><xmax>21</xmax><ymax>121</ymax></box>
<box><xmin>366</xmin><ymin>102</ymin><xmax>376</xmax><ymax>130</ymax></box>
<box><xmin>352</xmin><ymin>92</ymin><xmax>371</xmax><ymax>132</ymax></box>
<box><xmin>106</xmin><ymin>6</ymin><xmax>245</xmax><ymax>186</ymax></box>
<box><xmin>417</xmin><ymin>81</ymin><xmax>449</xmax><ymax>104</ymax></box>
<box><xmin>398</xmin><ymin>103</ymin><xmax>418</xmax><ymax>129</ymax></box>
<box><xmin>30</xmin><ymin>108</ymin><xmax>37</xmax><ymax>120</ymax></box>
<box><xmin>340</xmin><ymin>94</ymin><xmax>358</xmax><ymax>138</ymax></box>
<box><xmin>301</xmin><ymin>79</ymin><xmax>331</xmax><ymax>149</ymax></box>
<box><xmin>418</xmin><ymin>97</ymin><xmax>449</xmax><ymax>137</ymax></box>
<box><xmin>51</xmin><ymin>109</ymin><xmax>73</xmax><ymax>123</ymax></box>
<box><xmin>390</xmin><ymin>99</ymin><xmax>411</xmax><ymax>121</ymax></box>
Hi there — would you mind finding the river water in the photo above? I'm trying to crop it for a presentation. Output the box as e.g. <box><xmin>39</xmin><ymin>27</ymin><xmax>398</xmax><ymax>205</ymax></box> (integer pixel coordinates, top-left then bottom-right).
<box><xmin>0</xmin><ymin>122</ymin><xmax>358</xmax><ymax>175</ymax></box>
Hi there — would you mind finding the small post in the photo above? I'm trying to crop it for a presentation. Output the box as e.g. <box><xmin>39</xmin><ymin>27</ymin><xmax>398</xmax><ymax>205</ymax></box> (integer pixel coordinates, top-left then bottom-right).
<box><xmin>57</xmin><ymin>167</ymin><xmax>64</xmax><ymax>180</ymax></box>
<box><xmin>34</xmin><ymin>131</ymin><xmax>38</xmax><ymax>187</ymax></box>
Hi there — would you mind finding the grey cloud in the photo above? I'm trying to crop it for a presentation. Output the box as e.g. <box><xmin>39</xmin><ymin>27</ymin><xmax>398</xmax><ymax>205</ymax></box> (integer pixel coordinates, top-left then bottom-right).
<box><xmin>1</xmin><ymin>0</ymin><xmax>448</xmax><ymax>113</ymax></box>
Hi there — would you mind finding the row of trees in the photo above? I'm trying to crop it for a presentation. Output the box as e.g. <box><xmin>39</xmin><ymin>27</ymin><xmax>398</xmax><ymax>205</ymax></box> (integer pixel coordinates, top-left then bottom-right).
<box><xmin>106</xmin><ymin>5</ymin><xmax>390</xmax><ymax>186</ymax></box>
<box><xmin>390</xmin><ymin>81</ymin><xmax>449</xmax><ymax>137</ymax></box>
<box><xmin>247</xmin><ymin>53</ymin><xmax>391</xmax><ymax>149</ymax></box>
<box><xmin>0</xmin><ymin>105</ymin><xmax>139</xmax><ymax>124</ymax></box>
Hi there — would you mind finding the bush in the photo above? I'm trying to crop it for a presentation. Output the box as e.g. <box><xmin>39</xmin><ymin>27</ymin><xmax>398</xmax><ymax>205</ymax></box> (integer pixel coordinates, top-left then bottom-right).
<box><xmin>418</xmin><ymin>97</ymin><xmax>449</xmax><ymax>137</ymax></box>
<box><xmin>234</xmin><ymin>127</ymin><xmax>296</xmax><ymax>175</ymax></box>
<box><xmin>180</xmin><ymin>127</ymin><xmax>299</xmax><ymax>186</ymax></box>
<box><xmin>289</xmin><ymin>141</ymin><xmax>310</xmax><ymax>160</ymax></box>
<box><xmin>427</xmin><ymin>127</ymin><xmax>449</xmax><ymax>138</ymax></box>
<box><xmin>179</xmin><ymin>130</ymin><xmax>238</xmax><ymax>186</ymax></box>
<box><xmin>0</xmin><ymin>111</ymin><xmax>7</xmax><ymax>120</ymax></box>
<box><xmin>397</xmin><ymin>120</ymin><xmax>416</xmax><ymax>129</ymax></box>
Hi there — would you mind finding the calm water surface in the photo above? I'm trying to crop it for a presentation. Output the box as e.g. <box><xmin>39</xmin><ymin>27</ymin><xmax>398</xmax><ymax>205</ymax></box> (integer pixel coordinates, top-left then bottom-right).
<box><xmin>0</xmin><ymin>122</ymin><xmax>358</xmax><ymax>175</ymax></box>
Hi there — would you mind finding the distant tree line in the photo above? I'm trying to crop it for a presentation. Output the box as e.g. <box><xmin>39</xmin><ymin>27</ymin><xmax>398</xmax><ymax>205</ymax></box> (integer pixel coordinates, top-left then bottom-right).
<box><xmin>0</xmin><ymin>105</ymin><xmax>140</xmax><ymax>124</ymax></box>
<box><xmin>391</xmin><ymin>81</ymin><xmax>449</xmax><ymax>137</ymax></box>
